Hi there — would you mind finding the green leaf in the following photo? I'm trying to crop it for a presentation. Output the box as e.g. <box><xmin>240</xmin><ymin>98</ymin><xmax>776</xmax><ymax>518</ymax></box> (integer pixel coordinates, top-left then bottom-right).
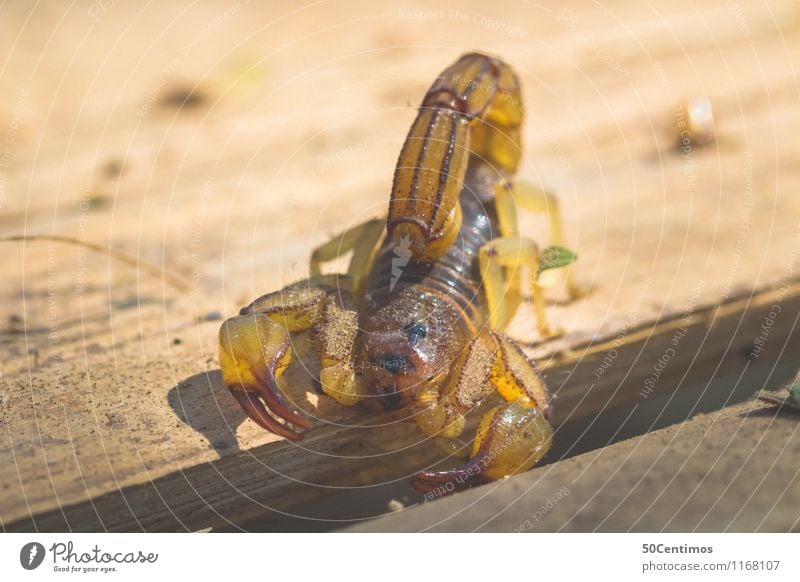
<box><xmin>538</xmin><ymin>246</ymin><xmax>577</xmax><ymax>273</ymax></box>
<box><xmin>790</xmin><ymin>383</ymin><xmax>800</xmax><ymax>403</ymax></box>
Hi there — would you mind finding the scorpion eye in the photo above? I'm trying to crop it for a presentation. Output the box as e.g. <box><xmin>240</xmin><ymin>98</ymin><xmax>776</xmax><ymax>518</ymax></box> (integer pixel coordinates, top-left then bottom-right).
<box><xmin>404</xmin><ymin>322</ymin><xmax>427</xmax><ymax>345</ymax></box>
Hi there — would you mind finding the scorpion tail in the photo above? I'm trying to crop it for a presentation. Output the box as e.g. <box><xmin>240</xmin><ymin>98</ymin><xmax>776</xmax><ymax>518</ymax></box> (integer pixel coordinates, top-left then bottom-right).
<box><xmin>387</xmin><ymin>52</ymin><xmax>524</xmax><ymax>264</ymax></box>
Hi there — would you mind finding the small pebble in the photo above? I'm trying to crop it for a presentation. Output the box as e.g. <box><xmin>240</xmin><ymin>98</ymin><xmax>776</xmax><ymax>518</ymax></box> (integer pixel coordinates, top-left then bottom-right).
<box><xmin>159</xmin><ymin>84</ymin><xmax>206</xmax><ymax>110</ymax></box>
<box><xmin>682</xmin><ymin>97</ymin><xmax>715</xmax><ymax>146</ymax></box>
<box><xmin>201</xmin><ymin>310</ymin><xmax>223</xmax><ymax>322</ymax></box>
<box><xmin>101</xmin><ymin>158</ymin><xmax>124</xmax><ymax>178</ymax></box>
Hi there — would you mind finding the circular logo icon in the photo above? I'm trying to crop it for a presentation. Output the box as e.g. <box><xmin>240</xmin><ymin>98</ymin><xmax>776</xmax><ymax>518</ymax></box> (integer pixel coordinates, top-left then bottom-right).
<box><xmin>19</xmin><ymin>542</ymin><xmax>45</xmax><ymax>570</ymax></box>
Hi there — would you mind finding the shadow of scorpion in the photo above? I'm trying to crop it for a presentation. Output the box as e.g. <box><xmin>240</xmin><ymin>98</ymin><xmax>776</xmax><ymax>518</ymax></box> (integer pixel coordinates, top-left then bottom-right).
<box><xmin>219</xmin><ymin>52</ymin><xmax>585</xmax><ymax>494</ymax></box>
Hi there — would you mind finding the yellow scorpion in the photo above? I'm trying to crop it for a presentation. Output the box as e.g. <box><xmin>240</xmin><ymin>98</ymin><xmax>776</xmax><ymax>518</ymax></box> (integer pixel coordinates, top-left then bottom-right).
<box><xmin>219</xmin><ymin>52</ymin><xmax>582</xmax><ymax>492</ymax></box>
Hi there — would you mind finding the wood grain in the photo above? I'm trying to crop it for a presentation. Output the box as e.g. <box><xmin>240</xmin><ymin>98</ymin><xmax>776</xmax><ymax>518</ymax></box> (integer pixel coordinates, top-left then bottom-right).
<box><xmin>347</xmin><ymin>398</ymin><xmax>800</xmax><ymax>532</ymax></box>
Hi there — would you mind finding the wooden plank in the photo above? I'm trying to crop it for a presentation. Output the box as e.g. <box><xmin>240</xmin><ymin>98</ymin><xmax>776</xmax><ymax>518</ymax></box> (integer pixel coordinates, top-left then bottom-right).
<box><xmin>6</xmin><ymin>279</ymin><xmax>800</xmax><ymax>531</ymax></box>
<box><xmin>346</xmin><ymin>397</ymin><xmax>800</xmax><ymax>532</ymax></box>
<box><xmin>2</xmin><ymin>0</ymin><xmax>800</xmax><ymax>531</ymax></box>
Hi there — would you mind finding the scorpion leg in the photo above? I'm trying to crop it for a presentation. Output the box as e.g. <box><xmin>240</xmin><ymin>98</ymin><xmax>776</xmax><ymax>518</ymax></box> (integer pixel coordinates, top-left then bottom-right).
<box><xmin>411</xmin><ymin>330</ymin><xmax>552</xmax><ymax>492</ymax></box>
<box><xmin>495</xmin><ymin>181</ymin><xmax>586</xmax><ymax>299</ymax></box>
<box><xmin>313</xmin><ymin>289</ymin><xmax>361</xmax><ymax>406</ymax></box>
<box><xmin>219</xmin><ymin>284</ymin><xmax>360</xmax><ymax>440</ymax></box>
<box><xmin>309</xmin><ymin>218</ymin><xmax>385</xmax><ymax>297</ymax></box>
<box><xmin>465</xmin><ymin>56</ymin><xmax>524</xmax><ymax>175</ymax></box>
<box><xmin>479</xmin><ymin>237</ymin><xmax>567</xmax><ymax>338</ymax></box>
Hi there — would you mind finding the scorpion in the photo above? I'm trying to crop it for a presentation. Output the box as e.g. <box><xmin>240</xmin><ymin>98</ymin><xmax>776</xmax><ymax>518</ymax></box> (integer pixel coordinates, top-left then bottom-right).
<box><xmin>218</xmin><ymin>52</ymin><xmax>583</xmax><ymax>492</ymax></box>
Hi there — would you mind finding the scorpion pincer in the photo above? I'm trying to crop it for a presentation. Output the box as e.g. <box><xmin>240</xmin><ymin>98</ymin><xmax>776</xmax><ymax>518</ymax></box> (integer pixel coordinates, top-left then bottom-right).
<box><xmin>218</xmin><ymin>52</ymin><xmax>583</xmax><ymax>493</ymax></box>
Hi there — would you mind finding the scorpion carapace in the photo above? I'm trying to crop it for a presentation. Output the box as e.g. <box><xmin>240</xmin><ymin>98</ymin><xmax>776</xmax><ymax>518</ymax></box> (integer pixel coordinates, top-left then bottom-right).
<box><xmin>219</xmin><ymin>52</ymin><xmax>583</xmax><ymax>494</ymax></box>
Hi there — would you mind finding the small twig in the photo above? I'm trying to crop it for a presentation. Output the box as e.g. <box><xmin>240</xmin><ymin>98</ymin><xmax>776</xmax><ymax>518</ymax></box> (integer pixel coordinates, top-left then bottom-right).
<box><xmin>1</xmin><ymin>235</ymin><xmax>192</xmax><ymax>294</ymax></box>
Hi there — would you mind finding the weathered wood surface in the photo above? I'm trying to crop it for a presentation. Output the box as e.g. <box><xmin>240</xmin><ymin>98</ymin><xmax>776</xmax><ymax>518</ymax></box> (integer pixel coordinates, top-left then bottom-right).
<box><xmin>1</xmin><ymin>0</ymin><xmax>799</xmax><ymax>531</ymax></box>
<box><xmin>348</xmin><ymin>398</ymin><xmax>800</xmax><ymax>532</ymax></box>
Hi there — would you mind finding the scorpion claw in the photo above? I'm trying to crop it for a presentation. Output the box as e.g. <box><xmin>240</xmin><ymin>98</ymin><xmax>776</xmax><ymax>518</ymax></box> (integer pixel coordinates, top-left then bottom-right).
<box><xmin>251</xmin><ymin>370</ymin><xmax>311</xmax><ymax>430</ymax></box>
<box><xmin>412</xmin><ymin>401</ymin><xmax>553</xmax><ymax>497</ymax></box>
<box><xmin>219</xmin><ymin>313</ymin><xmax>310</xmax><ymax>441</ymax></box>
<box><xmin>231</xmin><ymin>390</ymin><xmax>305</xmax><ymax>441</ymax></box>
<box><xmin>410</xmin><ymin>460</ymin><xmax>486</xmax><ymax>494</ymax></box>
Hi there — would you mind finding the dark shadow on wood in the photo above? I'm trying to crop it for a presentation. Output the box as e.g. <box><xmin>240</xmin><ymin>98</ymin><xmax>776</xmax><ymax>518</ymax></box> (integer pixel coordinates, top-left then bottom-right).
<box><xmin>168</xmin><ymin>370</ymin><xmax>246</xmax><ymax>455</ymax></box>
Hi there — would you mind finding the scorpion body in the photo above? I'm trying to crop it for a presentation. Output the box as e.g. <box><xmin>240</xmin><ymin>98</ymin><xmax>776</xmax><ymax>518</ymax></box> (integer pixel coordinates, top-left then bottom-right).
<box><xmin>365</xmin><ymin>165</ymin><xmax>496</xmax><ymax>333</ymax></box>
<box><xmin>359</xmin><ymin>167</ymin><xmax>495</xmax><ymax>410</ymax></box>
<box><xmin>219</xmin><ymin>53</ymin><xmax>582</xmax><ymax>492</ymax></box>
